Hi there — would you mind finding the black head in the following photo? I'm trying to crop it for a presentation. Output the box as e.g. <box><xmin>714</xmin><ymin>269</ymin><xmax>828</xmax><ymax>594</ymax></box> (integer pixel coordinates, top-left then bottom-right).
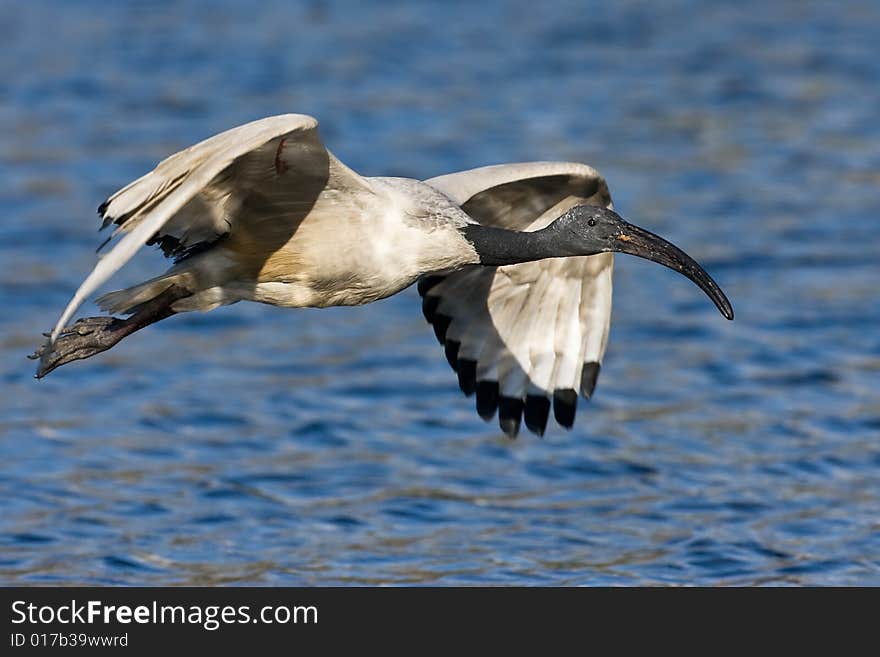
<box><xmin>551</xmin><ymin>204</ymin><xmax>734</xmax><ymax>320</ymax></box>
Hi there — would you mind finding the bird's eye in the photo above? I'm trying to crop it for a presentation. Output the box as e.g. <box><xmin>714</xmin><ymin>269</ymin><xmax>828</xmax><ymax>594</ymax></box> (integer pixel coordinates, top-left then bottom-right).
<box><xmin>588</xmin><ymin>218</ymin><xmax>597</xmax><ymax>227</ymax></box>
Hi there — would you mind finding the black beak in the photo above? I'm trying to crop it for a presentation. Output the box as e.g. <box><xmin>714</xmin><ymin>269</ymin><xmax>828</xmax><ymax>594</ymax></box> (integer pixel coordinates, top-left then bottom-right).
<box><xmin>610</xmin><ymin>221</ymin><xmax>734</xmax><ymax>320</ymax></box>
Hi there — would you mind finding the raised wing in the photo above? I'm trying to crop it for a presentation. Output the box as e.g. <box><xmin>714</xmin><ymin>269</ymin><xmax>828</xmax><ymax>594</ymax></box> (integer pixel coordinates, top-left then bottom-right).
<box><xmin>51</xmin><ymin>113</ymin><xmax>365</xmax><ymax>341</ymax></box>
<box><xmin>422</xmin><ymin>163</ymin><xmax>614</xmax><ymax>437</ymax></box>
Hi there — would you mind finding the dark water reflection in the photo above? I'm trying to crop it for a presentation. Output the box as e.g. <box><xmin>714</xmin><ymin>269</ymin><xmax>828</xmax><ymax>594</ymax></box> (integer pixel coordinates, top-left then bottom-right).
<box><xmin>1</xmin><ymin>0</ymin><xmax>879</xmax><ymax>585</ymax></box>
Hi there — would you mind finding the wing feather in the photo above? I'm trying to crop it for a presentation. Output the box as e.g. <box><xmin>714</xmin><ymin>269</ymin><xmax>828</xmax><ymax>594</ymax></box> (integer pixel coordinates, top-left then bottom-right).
<box><xmin>420</xmin><ymin>163</ymin><xmax>615</xmax><ymax>436</ymax></box>
<box><xmin>425</xmin><ymin>162</ymin><xmax>607</xmax><ymax>213</ymax></box>
<box><xmin>51</xmin><ymin>114</ymin><xmax>336</xmax><ymax>341</ymax></box>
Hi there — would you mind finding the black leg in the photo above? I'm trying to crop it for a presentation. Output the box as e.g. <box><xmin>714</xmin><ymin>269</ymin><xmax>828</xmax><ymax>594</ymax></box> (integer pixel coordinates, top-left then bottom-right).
<box><xmin>30</xmin><ymin>285</ymin><xmax>188</xmax><ymax>378</ymax></box>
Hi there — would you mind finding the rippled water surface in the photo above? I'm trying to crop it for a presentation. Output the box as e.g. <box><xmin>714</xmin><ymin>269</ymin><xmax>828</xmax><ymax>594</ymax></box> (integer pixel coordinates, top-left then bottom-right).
<box><xmin>2</xmin><ymin>0</ymin><xmax>879</xmax><ymax>585</ymax></box>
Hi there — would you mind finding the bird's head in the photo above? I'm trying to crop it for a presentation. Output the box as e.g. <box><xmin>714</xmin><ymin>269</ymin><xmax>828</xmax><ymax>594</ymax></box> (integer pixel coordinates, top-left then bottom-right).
<box><xmin>549</xmin><ymin>204</ymin><xmax>734</xmax><ymax>320</ymax></box>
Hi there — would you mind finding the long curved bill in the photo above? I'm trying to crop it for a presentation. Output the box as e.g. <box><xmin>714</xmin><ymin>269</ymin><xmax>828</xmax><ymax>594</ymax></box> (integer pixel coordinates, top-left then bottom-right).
<box><xmin>611</xmin><ymin>222</ymin><xmax>734</xmax><ymax>320</ymax></box>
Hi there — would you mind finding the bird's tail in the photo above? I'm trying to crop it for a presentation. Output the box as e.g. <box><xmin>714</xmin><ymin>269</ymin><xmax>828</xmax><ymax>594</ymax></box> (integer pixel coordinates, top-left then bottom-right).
<box><xmin>96</xmin><ymin>274</ymin><xmax>183</xmax><ymax>315</ymax></box>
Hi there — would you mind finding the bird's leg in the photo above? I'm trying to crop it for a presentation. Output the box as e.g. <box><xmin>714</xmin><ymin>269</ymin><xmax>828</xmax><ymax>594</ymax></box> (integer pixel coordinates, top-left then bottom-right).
<box><xmin>30</xmin><ymin>285</ymin><xmax>189</xmax><ymax>379</ymax></box>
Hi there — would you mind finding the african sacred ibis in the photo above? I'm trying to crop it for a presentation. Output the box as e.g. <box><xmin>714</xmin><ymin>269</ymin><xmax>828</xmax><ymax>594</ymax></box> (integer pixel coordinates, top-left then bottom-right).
<box><xmin>32</xmin><ymin>114</ymin><xmax>733</xmax><ymax>437</ymax></box>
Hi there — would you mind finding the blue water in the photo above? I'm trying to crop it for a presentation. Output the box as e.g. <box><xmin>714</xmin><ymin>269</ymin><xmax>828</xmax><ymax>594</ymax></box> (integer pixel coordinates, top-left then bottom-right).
<box><xmin>1</xmin><ymin>0</ymin><xmax>879</xmax><ymax>585</ymax></box>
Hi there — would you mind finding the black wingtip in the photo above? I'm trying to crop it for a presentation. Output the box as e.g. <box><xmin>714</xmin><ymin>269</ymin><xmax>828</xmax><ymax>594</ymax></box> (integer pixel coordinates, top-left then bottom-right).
<box><xmin>524</xmin><ymin>395</ymin><xmax>551</xmax><ymax>437</ymax></box>
<box><xmin>456</xmin><ymin>358</ymin><xmax>477</xmax><ymax>396</ymax></box>
<box><xmin>580</xmin><ymin>362</ymin><xmax>601</xmax><ymax>399</ymax></box>
<box><xmin>421</xmin><ymin>295</ymin><xmax>440</xmax><ymax>323</ymax></box>
<box><xmin>553</xmin><ymin>388</ymin><xmax>578</xmax><ymax>429</ymax></box>
<box><xmin>97</xmin><ymin>200</ymin><xmax>115</xmax><ymax>231</ymax></box>
<box><xmin>475</xmin><ymin>380</ymin><xmax>499</xmax><ymax>421</ymax></box>
<box><xmin>498</xmin><ymin>397</ymin><xmax>523</xmax><ymax>438</ymax></box>
<box><xmin>444</xmin><ymin>340</ymin><xmax>460</xmax><ymax>371</ymax></box>
<box><xmin>432</xmin><ymin>314</ymin><xmax>452</xmax><ymax>344</ymax></box>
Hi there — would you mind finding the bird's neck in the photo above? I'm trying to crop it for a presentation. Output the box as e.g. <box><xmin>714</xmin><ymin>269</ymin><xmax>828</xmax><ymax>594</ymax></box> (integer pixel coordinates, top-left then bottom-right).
<box><xmin>460</xmin><ymin>224</ymin><xmax>582</xmax><ymax>266</ymax></box>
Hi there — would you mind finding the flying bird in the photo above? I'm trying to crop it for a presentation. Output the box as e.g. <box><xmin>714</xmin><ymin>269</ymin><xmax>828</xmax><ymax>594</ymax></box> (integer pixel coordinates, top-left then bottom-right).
<box><xmin>31</xmin><ymin>114</ymin><xmax>733</xmax><ymax>437</ymax></box>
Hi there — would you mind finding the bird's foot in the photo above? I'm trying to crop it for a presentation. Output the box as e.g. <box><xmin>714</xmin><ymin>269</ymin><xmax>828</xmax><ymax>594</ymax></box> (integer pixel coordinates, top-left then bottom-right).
<box><xmin>29</xmin><ymin>316</ymin><xmax>126</xmax><ymax>379</ymax></box>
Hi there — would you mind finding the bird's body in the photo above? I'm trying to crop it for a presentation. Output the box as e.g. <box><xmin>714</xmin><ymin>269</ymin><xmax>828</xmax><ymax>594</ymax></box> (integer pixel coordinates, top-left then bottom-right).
<box><xmin>123</xmin><ymin>177</ymin><xmax>474</xmax><ymax>313</ymax></box>
<box><xmin>33</xmin><ymin>113</ymin><xmax>733</xmax><ymax>437</ymax></box>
